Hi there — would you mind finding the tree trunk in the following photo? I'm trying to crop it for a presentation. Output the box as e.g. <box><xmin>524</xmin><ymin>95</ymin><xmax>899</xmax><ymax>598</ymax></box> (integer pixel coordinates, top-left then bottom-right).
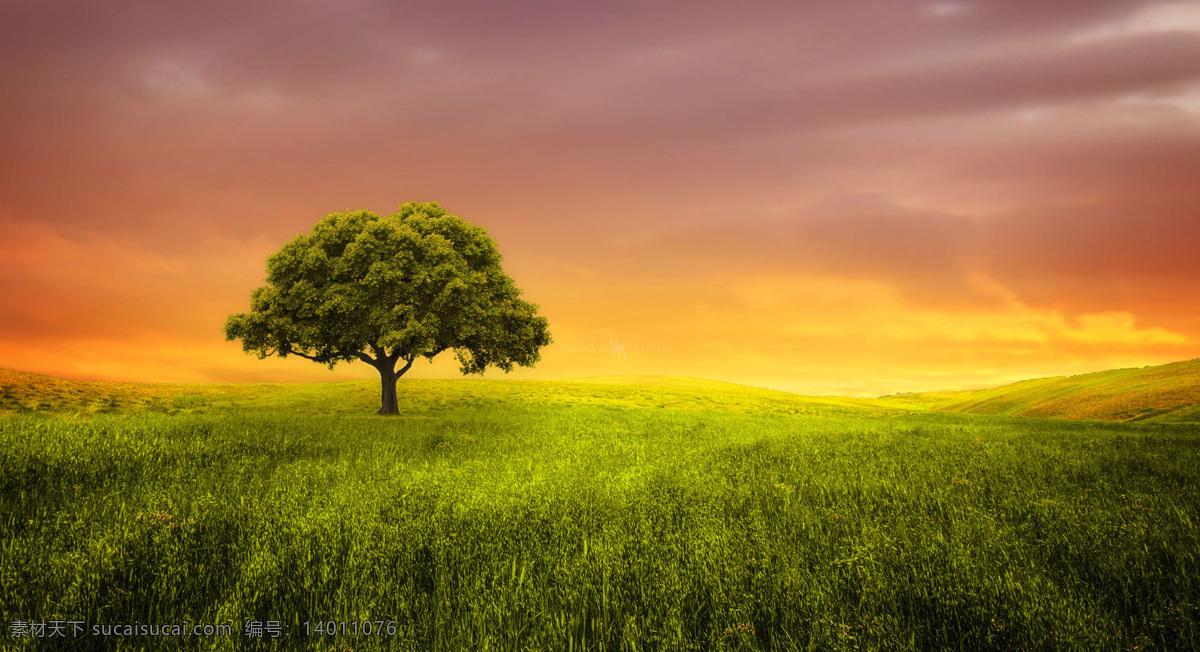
<box><xmin>377</xmin><ymin>365</ymin><xmax>399</xmax><ymax>415</ymax></box>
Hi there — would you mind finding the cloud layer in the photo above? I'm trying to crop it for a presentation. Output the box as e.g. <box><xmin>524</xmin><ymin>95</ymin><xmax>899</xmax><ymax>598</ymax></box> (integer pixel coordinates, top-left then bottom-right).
<box><xmin>2</xmin><ymin>0</ymin><xmax>1198</xmax><ymax>393</ymax></box>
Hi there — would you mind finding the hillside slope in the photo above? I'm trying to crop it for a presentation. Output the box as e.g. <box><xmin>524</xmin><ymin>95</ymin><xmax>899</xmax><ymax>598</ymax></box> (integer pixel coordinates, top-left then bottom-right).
<box><xmin>879</xmin><ymin>359</ymin><xmax>1200</xmax><ymax>422</ymax></box>
<box><xmin>7</xmin><ymin>361</ymin><xmax>1199</xmax><ymax>422</ymax></box>
<box><xmin>0</xmin><ymin>368</ymin><xmax>910</xmax><ymax>418</ymax></box>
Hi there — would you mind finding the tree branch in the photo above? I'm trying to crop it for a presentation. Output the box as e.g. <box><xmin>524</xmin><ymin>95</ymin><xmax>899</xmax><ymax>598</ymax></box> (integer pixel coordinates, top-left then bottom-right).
<box><xmin>369</xmin><ymin>341</ymin><xmax>388</xmax><ymax>361</ymax></box>
<box><xmin>396</xmin><ymin>354</ymin><xmax>416</xmax><ymax>378</ymax></box>
<box><xmin>282</xmin><ymin>344</ymin><xmax>375</xmax><ymax>366</ymax></box>
<box><xmin>388</xmin><ymin>344</ymin><xmax>406</xmax><ymax>366</ymax></box>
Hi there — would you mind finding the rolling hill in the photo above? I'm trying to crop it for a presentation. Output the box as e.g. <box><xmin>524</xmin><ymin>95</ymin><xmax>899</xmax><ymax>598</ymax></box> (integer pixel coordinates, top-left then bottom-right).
<box><xmin>0</xmin><ymin>368</ymin><xmax>910</xmax><ymax>418</ymax></box>
<box><xmin>877</xmin><ymin>358</ymin><xmax>1200</xmax><ymax>423</ymax></box>
<box><xmin>4</xmin><ymin>359</ymin><xmax>1199</xmax><ymax>422</ymax></box>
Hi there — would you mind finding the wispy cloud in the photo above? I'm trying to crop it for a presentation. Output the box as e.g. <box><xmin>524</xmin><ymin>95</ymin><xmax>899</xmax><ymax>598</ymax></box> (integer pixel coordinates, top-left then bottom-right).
<box><xmin>2</xmin><ymin>0</ymin><xmax>1198</xmax><ymax>390</ymax></box>
<box><xmin>1071</xmin><ymin>1</ymin><xmax>1200</xmax><ymax>42</ymax></box>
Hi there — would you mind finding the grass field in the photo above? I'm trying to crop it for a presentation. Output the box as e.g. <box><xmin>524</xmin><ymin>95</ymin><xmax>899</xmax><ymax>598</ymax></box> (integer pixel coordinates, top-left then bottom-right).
<box><xmin>1</xmin><ymin>368</ymin><xmax>1198</xmax><ymax>651</ymax></box>
<box><xmin>878</xmin><ymin>359</ymin><xmax>1200</xmax><ymax>423</ymax></box>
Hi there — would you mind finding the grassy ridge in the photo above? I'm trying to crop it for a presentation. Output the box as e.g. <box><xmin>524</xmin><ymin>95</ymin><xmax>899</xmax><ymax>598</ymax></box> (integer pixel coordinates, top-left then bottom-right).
<box><xmin>8</xmin><ymin>357</ymin><xmax>1199</xmax><ymax>424</ymax></box>
<box><xmin>0</xmin><ymin>369</ymin><xmax>911</xmax><ymax>419</ymax></box>
<box><xmin>1</xmin><ymin>374</ymin><xmax>1198</xmax><ymax>650</ymax></box>
<box><xmin>878</xmin><ymin>359</ymin><xmax>1200</xmax><ymax>423</ymax></box>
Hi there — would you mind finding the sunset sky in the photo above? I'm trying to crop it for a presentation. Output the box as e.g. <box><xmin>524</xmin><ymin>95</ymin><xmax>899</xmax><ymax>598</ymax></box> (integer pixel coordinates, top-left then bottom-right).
<box><xmin>3</xmin><ymin>0</ymin><xmax>1200</xmax><ymax>396</ymax></box>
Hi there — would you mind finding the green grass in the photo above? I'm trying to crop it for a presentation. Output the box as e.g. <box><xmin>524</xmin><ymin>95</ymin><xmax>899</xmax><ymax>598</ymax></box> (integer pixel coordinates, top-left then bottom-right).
<box><xmin>0</xmin><ymin>369</ymin><xmax>913</xmax><ymax>419</ymax></box>
<box><xmin>878</xmin><ymin>358</ymin><xmax>1200</xmax><ymax>423</ymax></box>
<box><xmin>1</xmin><ymin>370</ymin><xmax>1199</xmax><ymax>651</ymax></box>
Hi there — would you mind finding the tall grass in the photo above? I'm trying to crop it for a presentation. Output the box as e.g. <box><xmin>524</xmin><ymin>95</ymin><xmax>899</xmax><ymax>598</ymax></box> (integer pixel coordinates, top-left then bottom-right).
<box><xmin>1</xmin><ymin>390</ymin><xmax>1198</xmax><ymax>650</ymax></box>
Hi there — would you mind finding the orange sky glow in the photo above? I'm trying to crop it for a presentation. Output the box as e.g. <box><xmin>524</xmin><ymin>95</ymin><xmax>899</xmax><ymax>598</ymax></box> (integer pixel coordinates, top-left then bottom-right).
<box><xmin>3</xmin><ymin>1</ymin><xmax>1200</xmax><ymax>396</ymax></box>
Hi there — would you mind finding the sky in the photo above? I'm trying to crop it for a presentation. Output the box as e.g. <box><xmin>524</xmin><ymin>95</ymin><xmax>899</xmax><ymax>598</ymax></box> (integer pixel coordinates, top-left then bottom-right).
<box><xmin>2</xmin><ymin>0</ymin><xmax>1200</xmax><ymax>396</ymax></box>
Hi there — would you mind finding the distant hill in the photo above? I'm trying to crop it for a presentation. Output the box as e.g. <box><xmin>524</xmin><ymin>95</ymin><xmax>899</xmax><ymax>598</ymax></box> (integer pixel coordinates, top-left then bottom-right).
<box><xmin>0</xmin><ymin>368</ymin><xmax>909</xmax><ymax>418</ymax></box>
<box><xmin>5</xmin><ymin>361</ymin><xmax>1199</xmax><ymax>422</ymax></box>
<box><xmin>0</xmin><ymin>368</ymin><xmax>222</xmax><ymax>415</ymax></box>
<box><xmin>877</xmin><ymin>359</ymin><xmax>1200</xmax><ymax>423</ymax></box>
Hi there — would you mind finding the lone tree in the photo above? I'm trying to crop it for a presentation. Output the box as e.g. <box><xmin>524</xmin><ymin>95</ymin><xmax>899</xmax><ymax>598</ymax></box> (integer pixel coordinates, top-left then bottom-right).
<box><xmin>224</xmin><ymin>201</ymin><xmax>552</xmax><ymax>415</ymax></box>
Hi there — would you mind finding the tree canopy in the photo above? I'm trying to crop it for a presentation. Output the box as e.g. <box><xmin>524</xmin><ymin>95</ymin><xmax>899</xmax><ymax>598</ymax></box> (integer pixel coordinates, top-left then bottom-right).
<box><xmin>224</xmin><ymin>201</ymin><xmax>552</xmax><ymax>414</ymax></box>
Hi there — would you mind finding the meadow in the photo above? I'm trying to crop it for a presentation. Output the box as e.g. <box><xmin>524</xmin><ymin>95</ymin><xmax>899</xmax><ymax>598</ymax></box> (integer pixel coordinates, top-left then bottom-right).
<box><xmin>879</xmin><ymin>359</ymin><xmax>1200</xmax><ymax>423</ymax></box>
<box><xmin>1</xmin><ymin>371</ymin><xmax>1198</xmax><ymax>651</ymax></box>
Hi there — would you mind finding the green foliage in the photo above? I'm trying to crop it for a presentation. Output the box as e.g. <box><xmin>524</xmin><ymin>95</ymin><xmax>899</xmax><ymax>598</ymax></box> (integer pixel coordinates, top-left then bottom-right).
<box><xmin>2</xmin><ymin>381</ymin><xmax>1198</xmax><ymax>650</ymax></box>
<box><xmin>223</xmin><ymin>202</ymin><xmax>551</xmax><ymax>375</ymax></box>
